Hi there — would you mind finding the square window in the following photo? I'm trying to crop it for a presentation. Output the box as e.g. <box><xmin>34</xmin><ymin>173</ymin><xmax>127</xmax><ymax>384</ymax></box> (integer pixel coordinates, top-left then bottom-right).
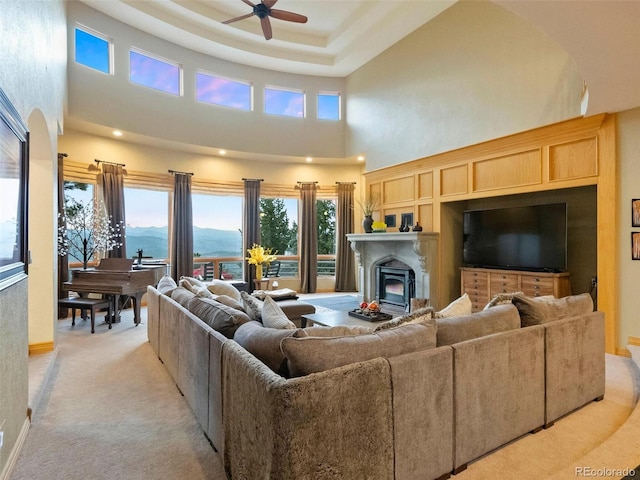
<box><xmin>75</xmin><ymin>26</ymin><xmax>111</xmax><ymax>74</ymax></box>
<box><xmin>318</xmin><ymin>93</ymin><xmax>340</xmax><ymax>120</ymax></box>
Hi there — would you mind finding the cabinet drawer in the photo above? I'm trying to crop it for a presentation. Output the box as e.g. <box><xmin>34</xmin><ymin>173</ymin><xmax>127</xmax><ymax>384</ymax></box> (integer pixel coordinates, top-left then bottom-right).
<box><xmin>489</xmin><ymin>273</ymin><xmax>520</xmax><ymax>295</ymax></box>
<box><xmin>520</xmin><ymin>276</ymin><xmax>555</xmax><ymax>297</ymax></box>
<box><xmin>462</xmin><ymin>272</ymin><xmax>488</xmax><ymax>288</ymax></box>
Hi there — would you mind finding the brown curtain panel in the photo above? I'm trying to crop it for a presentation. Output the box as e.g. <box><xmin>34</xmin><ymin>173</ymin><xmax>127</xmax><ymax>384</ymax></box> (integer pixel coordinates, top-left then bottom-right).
<box><xmin>171</xmin><ymin>173</ymin><xmax>193</xmax><ymax>281</ymax></box>
<box><xmin>57</xmin><ymin>154</ymin><xmax>69</xmax><ymax>317</ymax></box>
<box><xmin>299</xmin><ymin>183</ymin><xmax>318</xmax><ymax>293</ymax></box>
<box><xmin>99</xmin><ymin>163</ymin><xmax>126</xmax><ymax>258</ymax></box>
<box><xmin>335</xmin><ymin>183</ymin><xmax>356</xmax><ymax>291</ymax></box>
<box><xmin>243</xmin><ymin>179</ymin><xmax>261</xmax><ymax>285</ymax></box>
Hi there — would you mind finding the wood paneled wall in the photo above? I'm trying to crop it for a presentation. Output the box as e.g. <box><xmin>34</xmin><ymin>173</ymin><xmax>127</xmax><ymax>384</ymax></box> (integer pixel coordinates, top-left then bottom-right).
<box><xmin>363</xmin><ymin>114</ymin><xmax>618</xmax><ymax>353</ymax></box>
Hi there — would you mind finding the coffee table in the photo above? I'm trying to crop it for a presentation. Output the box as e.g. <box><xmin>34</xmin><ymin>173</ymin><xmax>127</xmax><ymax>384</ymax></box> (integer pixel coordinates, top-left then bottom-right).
<box><xmin>301</xmin><ymin>310</ymin><xmax>388</xmax><ymax>329</ymax></box>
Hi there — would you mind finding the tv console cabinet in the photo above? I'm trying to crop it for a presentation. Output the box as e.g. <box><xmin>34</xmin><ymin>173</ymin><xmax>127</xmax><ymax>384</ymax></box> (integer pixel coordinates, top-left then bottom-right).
<box><xmin>461</xmin><ymin>267</ymin><xmax>572</xmax><ymax>312</ymax></box>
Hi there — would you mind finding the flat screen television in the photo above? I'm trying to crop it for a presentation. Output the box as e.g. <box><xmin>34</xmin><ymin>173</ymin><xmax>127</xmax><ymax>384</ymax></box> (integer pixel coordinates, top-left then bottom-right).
<box><xmin>463</xmin><ymin>203</ymin><xmax>567</xmax><ymax>272</ymax></box>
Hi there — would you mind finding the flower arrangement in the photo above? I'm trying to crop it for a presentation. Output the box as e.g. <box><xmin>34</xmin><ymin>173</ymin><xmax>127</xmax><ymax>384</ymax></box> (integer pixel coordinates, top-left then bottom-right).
<box><xmin>355</xmin><ymin>192</ymin><xmax>380</xmax><ymax>217</ymax></box>
<box><xmin>58</xmin><ymin>198</ymin><xmax>125</xmax><ymax>269</ymax></box>
<box><xmin>245</xmin><ymin>243</ymin><xmax>277</xmax><ymax>279</ymax></box>
<box><xmin>371</xmin><ymin>221</ymin><xmax>387</xmax><ymax>232</ymax></box>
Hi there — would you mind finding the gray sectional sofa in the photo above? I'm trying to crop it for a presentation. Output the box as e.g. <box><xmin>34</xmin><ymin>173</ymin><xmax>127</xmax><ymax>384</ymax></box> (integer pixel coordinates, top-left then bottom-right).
<box><xmin>146</xmin><ymin>282</ymin><xmax>604</xmax><ymax>480</ymax></box>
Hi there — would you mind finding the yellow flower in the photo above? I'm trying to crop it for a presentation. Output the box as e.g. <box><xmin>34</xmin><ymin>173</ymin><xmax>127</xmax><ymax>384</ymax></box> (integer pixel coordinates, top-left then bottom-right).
<box><xmin>245</xmin><ymin>244</ymin><xmax>278</xmax><ymax>265</ymax></box>
<box><xmin>372</xmin><ymin>221</ymin><xmax>387</xmax><ymax>231</ymax></box>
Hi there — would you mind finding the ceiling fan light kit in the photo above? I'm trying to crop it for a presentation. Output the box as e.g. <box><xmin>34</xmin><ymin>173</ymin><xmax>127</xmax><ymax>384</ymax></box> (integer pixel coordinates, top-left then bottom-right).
<box><xmin>222</xmin><ymin>0</ymin><xmax>308</xmax><ymax>41</ymax></box>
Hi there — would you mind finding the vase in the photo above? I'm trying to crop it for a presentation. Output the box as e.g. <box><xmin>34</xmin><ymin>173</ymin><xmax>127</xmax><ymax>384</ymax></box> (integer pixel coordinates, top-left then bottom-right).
<box><xmin>255</xmin><ymin>264</ymin><xmax>263</xmax><ymax>280</ymax></box>
<box><xmin>362</xmin><ymin>215</ymin><xmax>374</xmax><ymax>233</ymax></box>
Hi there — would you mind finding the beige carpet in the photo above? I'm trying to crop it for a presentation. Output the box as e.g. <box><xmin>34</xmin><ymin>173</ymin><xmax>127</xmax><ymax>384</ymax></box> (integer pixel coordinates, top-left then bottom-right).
<box><xmin>11</xmin><ymin>304</ymin><xmax>640</xmax><ymax>480</ymax></box>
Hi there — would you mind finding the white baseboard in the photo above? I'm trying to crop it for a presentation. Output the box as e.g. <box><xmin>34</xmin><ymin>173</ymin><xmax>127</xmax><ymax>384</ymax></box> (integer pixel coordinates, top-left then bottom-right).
<box><xmin>0</xmin><ymin>418</ymin><xmax>30</xmax><ymax>480</ymax></box>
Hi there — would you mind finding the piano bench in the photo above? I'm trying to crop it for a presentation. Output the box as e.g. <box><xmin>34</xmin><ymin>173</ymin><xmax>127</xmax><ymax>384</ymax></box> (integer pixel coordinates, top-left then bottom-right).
<box><xmin>58</xmin><ymin>297</ymin><xmax>112</xmax><ymax>334</ymax></box>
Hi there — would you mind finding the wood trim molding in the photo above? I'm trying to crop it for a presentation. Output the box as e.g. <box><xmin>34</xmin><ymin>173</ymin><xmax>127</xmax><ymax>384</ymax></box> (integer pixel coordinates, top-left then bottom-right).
<box><xmin>0</xmin><ymin>417</ymin><xmax>30</xmax><ymax>480</ymax></box>
<box><xmin>616</xmin><ymin>348</ymin><xmax>632</xmax><ymax>358</ymax></box>
<box><xmin>628</xmin><ymin>336</ymin><xmax>640</xmax><ymax>347</ymax></box>
<box><xmin>29</xmin><ymin>341</ymin><xmax>54</xmax><ymax>355</ymax></box>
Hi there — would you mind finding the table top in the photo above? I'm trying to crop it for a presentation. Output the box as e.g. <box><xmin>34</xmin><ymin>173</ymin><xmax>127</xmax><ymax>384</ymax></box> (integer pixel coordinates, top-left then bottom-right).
<box><xmin>302</xmin><ymin>310</ymin><xmax>387</xmax><ymax>329</ymax></box>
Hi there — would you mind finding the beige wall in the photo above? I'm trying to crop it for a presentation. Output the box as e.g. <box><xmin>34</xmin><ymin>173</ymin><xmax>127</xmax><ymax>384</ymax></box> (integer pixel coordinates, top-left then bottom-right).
<box><xmin>617</xmin><ymin>107</ymin><xmax>640</xmax><ymax>347</ymax></box>
<box><xmin>346</xmin><ymin>1</ymin><xmax>584</xmax><ymax>171</ymax></box>
<box><xmin>0</xmin><ymin>0</ymin><xmax>66</xmax><ymax>476</ymax></box>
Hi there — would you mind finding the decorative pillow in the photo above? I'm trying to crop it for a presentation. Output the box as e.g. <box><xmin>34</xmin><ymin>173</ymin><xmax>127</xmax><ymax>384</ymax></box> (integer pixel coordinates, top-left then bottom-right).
<box><xmin>188</xmin><ymin>297</ymin><xmax>252</xmax><ymax>338</ymax></box>
<box><xmin>435</xmin><ymin>304</ymin><xmax>520</xmax><ymax>346</ymax></box>
<box><xmin>280</xmin><ymin>318</ymin><xmax>437</xmax><ymax>377</ymax></box>
<box><xmin>233</xmin><ymin>321</ymin><xmax>299</xmax><ymax>373</ymax></box>
<box><xmin>252</xmin><ymin>288</ymin><xmax>299</xmax><ymax>301</ymax></box>
<box><xmin>296</xmin><ymin>325</ymin><xmax>374</xmax><ymax>337</ymax></box>
<box><xmin>157</xmin><ymin>275</ymin><xmax>177</xmax><ymax>296</ymax></box>
<box><xmin>170</xmin><ymin>287</ymin><xmax>196</xmax><ymax>309</ymax></box>
<box><xmin>179</xmin><ymin>276</ymin><xmax>205</xmax><ymax>291</ymax></box>
<box><xmin>374</xmin><ymin>307</ymin><xmax>435</xmax><ymax>331</ymax></box>
<box><xmin>241</xmin><ymin>291</ymin><xmax>264</xmax><ymax>322</ymax></box>
<box><xmin>212</xmin><ymin>294</ymin><xmax>245</xmax><ymax>312</ymax></box>
<box><xmin>436</xmin><ymin>293</ymin><xmax>472</xmax><ymax>318</ymax></box>
<box><xmin>206</xmin><ymin>279</ymin><xmax>242</xmax><ymax>302</ymax></box>
<box><xmin>192</xmin><ymin>285</ymin><xmax>215</xmax><ymax>299</ymax></box>
<box><xmin>261</xmin><ymin>296</ymin><xmax>296</xmax><ymax>329</ymax></box>
<box><xmin>483</xmin><ymin>291</ymin><xmax>523</xmax><ymax>310</ymax></box>
<box><xmin>512</xmin><ymin>293</ymin><xmax>594</xmax><ymax>327</ymax></box>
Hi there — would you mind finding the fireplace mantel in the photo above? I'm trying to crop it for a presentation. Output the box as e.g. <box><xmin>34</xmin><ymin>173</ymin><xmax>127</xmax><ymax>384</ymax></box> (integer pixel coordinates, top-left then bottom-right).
<box><xmin>347</xmin><ymin>232</ymin><xmax>439</xmax><ymax>306</ymax></box>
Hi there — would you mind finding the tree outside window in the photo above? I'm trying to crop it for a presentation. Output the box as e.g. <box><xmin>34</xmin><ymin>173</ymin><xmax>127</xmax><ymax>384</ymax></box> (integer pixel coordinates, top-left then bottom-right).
<box><xmin>259</xmin><ymin>198</ymin><xmax>297</xmax><ymax>255</ymax></box>
<box><xmin>317</xmin><ymin>199</ymin><xmax>336</xmax><ymax>255</ymax></box>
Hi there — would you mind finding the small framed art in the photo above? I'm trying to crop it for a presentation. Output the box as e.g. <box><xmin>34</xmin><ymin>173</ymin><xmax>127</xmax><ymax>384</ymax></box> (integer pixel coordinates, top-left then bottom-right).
<box><xmin>401</xmin><ymin>213</ymin><xmax>413</xmax><ymax>228</ymax></box>
<box><xmin>632</xmin><ymin>232</ymin><xmax>640</xmax><ymax>260</ymax></box>
<box><xmin>384</xmin><ymin>214</ymin><xmax>396</xmax><ymax>228</ymax></box>
<box><xmin>632</xmin><ymin>199</ymin><xmax>640</xmax><ymax>227</ymax></box>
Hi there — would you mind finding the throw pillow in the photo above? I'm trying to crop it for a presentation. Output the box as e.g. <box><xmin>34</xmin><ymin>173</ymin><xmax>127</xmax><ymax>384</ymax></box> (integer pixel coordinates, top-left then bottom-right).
<box><xmin>241</xmin><ymin>290</ymin><xmax>264</xmax><ymax>322</ymax></box>
<box><xmin>157</xmin><ymin>275</ymin><xmax>177</xmax><ymax>296</ymax></box>
<box><xmin>179</xmin><ymin>276</ymin><xmax>205</xmax><ymax>291</ymax></box>
<box><xmin>252</xmin><ymin>288</ymin><xmax>299</xmax><ymax>301</ymax></box>
<box><xmin>483</xmin><ymin>291</ymin><xmax>523</xmax><ymax>310</ymax></box>
<box><xmin>281</xmin><ymin>318</ymin><xmax>437</xmax><ymax>377</ymax></box>
<box><xmin>170</xmin><ymin>287</ymin><xmax>196</xmax><ymax>309</ymax></box>
<box><xmin>297</xmin><ymin>325</ymin><xmax>374</xmax><ymax>337</ymax></box>
<box><xmin>261</xmin><ymin>296</ymin><xmax>296</xmax><ymax>329</ymax></box>
<box><xmin>512</xmin><ymin>293</ymin><xmax>594</xmax><ymax>327</ymax></box>
<box><xmin>188</xmin><ymin>296</ymin><xmax>252</xmax><ymax>338</ymax></box>
<box><xmin>212</xmin><ymin>294</ymin><xmax>245</xmax><ymax>312</ymax></box>
<box><xmin>435</xmin><ymin>304</ymin><xmax>521</xmax><ymax>346</ymax></box>
<box><xmin>436</xmin><ymin>293</ymin><xmax>472</xmax><ymax>318</ymax></box>
<box><xmin>192</xmin><ymin>285</ymin><xmax>215</xmax><ymax>299</ymax></box>
<box><xmin>233</xmin><ymin>321</ymin><xmax>299</xmax><ymax>373</ymax></box>
<box><xmin>206</xmin><ymin>279</ymin><xmax>242</xmax><ymax>302</ymax></box>
<box><xmin>374</xmin><ymin>307</ymin><xmax>435</xmax><ymax>331</ymax></box>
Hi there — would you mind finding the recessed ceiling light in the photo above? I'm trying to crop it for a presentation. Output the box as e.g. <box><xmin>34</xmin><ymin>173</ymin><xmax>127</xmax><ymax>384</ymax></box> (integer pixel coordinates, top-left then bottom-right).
<box><xmin>357</xmin><ymin>155</ymin><xmax>365</xmax><ymax>161</ymax></box>
<box><xmin>306</xmin><ymin>157</ymin><xmax>313</xmax><ymax>162</ymax></box>
<box><xmin>113</xmin><ymin>130</ymin><xmax>123</xmax><ymax>137</ymax></box>
<box><xmin>219</xmin><ymin>149</ymin><xmax>226</xmax><ymax>155</ymax></box>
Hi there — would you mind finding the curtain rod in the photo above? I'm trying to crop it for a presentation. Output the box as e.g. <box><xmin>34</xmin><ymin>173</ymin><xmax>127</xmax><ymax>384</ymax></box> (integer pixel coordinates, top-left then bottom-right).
<box><xmin>335</xmin><ymin>181</ymin><xmax>356</xmax><ymax>184</ymax></box>
<box><xmin>168</xmin><ymin>169</ymin><xmax>194</xmax><ymax>176</ymax></box>
<box><xmin>58</xmin><ymin>152</ymin><xmax>68</xmax><ymax>158</ymax></box>
<box><xmin>95</xmin><ymin>159</ymin><xmax>125</xmax><ymax>167</ymax></box>
<box><xmin>297</xmin><ymin>181</ymin><xmax>318</xmax><ymax>184</ymax></box>
<box><xmin>242</xmin><ymin>178</ymin><xmax>264</xmax><ymax>181</ymax></box>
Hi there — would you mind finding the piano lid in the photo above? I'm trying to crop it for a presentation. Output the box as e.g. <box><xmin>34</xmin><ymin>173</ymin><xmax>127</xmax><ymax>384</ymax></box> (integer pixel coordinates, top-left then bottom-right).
<box><xmin>96</xmin><ymin>258</ymin><xmax>134</xmax><ymax>271</ymax></box>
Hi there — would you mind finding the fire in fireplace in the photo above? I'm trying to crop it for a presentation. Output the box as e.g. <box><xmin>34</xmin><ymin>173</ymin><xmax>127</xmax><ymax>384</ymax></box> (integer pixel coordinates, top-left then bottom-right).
<box><xmin>375</xmin><ymin>265</ymin><xmax>415</xmax><ymax>310</ymax></box>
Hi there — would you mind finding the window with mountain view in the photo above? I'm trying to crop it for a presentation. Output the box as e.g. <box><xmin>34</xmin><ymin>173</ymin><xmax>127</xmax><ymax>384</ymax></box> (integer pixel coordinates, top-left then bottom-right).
<box><xmin>74</xmin><ymin>26</ymin><xmax>112</xmax><ymax>74</ymax></box>
<box><xmin>124</xmin><ymin>187</ymin><xmax>169</xmax><ymax>259</ymax></box>
<box><xmin>196</xmin><ymin>72</ymin><xmax>252</xmax><ymax>111</ymax></box>
<box><xmin>130</xmin><ymin>48</ymin><xmax>182</xmax><ymax>96</ymax></box>
<box><xmin>264</xmin><ymin>87</ymin><xmax>304</xmax><ymax>118</ymax></box>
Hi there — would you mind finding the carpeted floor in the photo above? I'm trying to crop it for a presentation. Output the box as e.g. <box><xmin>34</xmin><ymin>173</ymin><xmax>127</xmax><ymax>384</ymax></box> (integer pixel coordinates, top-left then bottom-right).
<box><xmin>11</xmin><ymin>303</ymin><xmax>640</xmax><ymax>480</ymax></box>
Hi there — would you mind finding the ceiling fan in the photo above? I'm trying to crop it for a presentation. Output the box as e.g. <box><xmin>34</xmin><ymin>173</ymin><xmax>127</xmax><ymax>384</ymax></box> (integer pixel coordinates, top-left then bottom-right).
<box><xmin>222</xmin><ymin>0</ymin><xmax>308</xmax><ymax>41</ymax></box>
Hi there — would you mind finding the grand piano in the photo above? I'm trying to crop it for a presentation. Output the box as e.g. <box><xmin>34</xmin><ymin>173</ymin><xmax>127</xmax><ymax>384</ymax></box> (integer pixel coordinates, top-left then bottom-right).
<box><xmin>63</xmin><ymin>258</ymin><xmax>165</xmax><ymax>325</ymax></box>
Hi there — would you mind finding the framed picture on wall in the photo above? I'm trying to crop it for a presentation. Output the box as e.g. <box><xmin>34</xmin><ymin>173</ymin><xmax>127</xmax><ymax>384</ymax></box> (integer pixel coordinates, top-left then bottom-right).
<box><xmin>632</xmin><ymin>232</ymin><xmax>640</xmax><ymax>260</ymax></box>
<box><xmin>632</xmin><ymin>199</ymin><xmax>640</xmax><ymax>227</ymax></box>
<box><xmin>384</xmin><ymin>214</ymin><xmax>396</xmax><ymax>227</ymax></box>
<box><xmin>401</xmin><ymin>213</ymin><xmax>413</xmax><ymax>228</ymax></box>
<box><xmin>0</xmin><ymin>87</ymin><xmax>29</xmax><ymax>289</ymax></box>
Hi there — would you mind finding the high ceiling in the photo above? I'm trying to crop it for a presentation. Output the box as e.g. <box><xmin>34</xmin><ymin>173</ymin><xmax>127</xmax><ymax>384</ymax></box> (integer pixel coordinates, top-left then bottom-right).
<box><xmin>79</xmin><ymin>0</ymin><xmax>457</xmax><ymax>77</ymax></box>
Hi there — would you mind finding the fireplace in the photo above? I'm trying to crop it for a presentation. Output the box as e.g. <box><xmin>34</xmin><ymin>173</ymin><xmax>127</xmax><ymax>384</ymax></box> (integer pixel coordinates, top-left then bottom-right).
<box><xmin>376</xmin><ymin>265</ymin><xmax>414</xmax><ymax>309</ymax></box>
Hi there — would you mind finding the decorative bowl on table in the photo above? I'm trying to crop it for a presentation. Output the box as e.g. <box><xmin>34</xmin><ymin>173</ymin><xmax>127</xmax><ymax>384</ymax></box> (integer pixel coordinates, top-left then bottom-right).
<box><xmin>348</xmin><ymin>301</ymin><xmax>393</xmax><ymax>322</ymax></box>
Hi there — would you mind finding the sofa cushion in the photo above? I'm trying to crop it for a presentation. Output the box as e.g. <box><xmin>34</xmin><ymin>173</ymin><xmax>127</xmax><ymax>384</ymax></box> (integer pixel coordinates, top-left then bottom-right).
<box><xmin>212</xmin><ymin>294</ymin><xmax>245</xmax><ymax>312</ymax></box>
<box><xmin>233</xmin><ymin>321</ymin><xmax>299</xmax><ymax>373</ymax></box>
<box><xmin>296</xmin><ymin>325</ymin><xmax>374</xmax><ymax>337</ymax></box>
<box><xmin>192</xmin><ymin>285</ymin><xmax>216</xmax><ymax>299</ymax></box>
<box><xmin>435</xmin><ymin>304</ymin><xmax>521</xmax><ymax>346</ymax></box>
<box><xmin>188</xmin><ymin>297</ymin><xmax>252</xmax><ymax>338</ymax></box>
<box><xmin>207</xmin><ymin>279</ymin><xmax>242</xmax><ymax>302</ymax></box>
<box><xmin>170</xmin><ymin>287</ymin><xmax>196</xmax><ymax>309</ymax></box>
<box><xmin>252</xmin><ymin>288</ymin><xmax>299</xmax><ymax>301</ymax></box>
<box><xmin>281</xmin><ymin>319</ymin><xmax>437</xmax><ymax>377</ymax></box>
<box><xmin>240</xmin><ymin>291</ymin><xmax>263</xmax><ymax>321</ymax></box>
<box><xmin>374</xmin><ymin>307</ymin><xmax>435</xmax><ymax>331</ymax></box>
<box><xmin>157</xmin><ymin>275</ymin><xmax>177</xmax><ymax>296</ymax></box>
<box><xmin>179</xmin><ymin>276</ymin><xmax>205</xmax><ymax>291</ymax></box>
<box><xmin>436</xmin><ymin>293</ymin><xmax>472</xmax><ymax>318</ymax></box>
<box><xmin>512</xmin><ymin>293</ymin><xmax>594</xmax><ymax>327</ymax></box>
<box><xmin>261</xmin><ymin>296</ymin><xmax>296</xmax><ymax>329</ymax></box>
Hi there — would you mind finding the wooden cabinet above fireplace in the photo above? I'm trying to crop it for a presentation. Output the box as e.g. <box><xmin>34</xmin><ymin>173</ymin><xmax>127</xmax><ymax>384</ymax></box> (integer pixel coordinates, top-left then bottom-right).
<box><xmin>460</xmin><ymin>267</ymin><xmax>572</xmax><ymax>312</ymax></box>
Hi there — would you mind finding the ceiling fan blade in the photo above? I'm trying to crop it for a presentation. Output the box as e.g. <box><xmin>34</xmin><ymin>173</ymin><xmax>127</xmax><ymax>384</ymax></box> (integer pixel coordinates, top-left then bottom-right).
<box><xmin>222</xmin><ymin>12</ymin><xmax>255</xmax><ymax>24</ymax></box>
<box><xmin>269</xmin><ymin>9</ymin><xmax>308</xmax><ymax>23</ymax></box>
<box><xmin>263</xmin><ymin>0</ymin><xmax>278</xmax><ymax>8</ymax></box>
<box><xmin>260</xmin><ymin>16</ymin><xmax>273</xmax><ymax>40</ymax></box>
<box><xmin>240</xmin><ymin>0</ymin><xmax>256</xmax><ymax>8</ymax></box>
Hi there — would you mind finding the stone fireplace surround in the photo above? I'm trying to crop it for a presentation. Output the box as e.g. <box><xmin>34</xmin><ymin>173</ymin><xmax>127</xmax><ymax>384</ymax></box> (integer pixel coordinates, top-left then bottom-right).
<box><xmin>346</xmin><ymin>232</ymin><xmax>439</xmax><ymax>308</ymax></box>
